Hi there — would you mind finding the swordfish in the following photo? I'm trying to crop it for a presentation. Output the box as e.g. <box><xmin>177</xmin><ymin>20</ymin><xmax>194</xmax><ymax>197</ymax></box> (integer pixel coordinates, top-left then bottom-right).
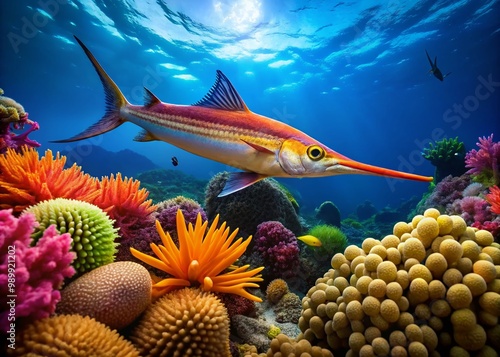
<box><xmin>54</xmin><ymin>36</ymin><xmax>433</xmax><ymax>196</ymax></box>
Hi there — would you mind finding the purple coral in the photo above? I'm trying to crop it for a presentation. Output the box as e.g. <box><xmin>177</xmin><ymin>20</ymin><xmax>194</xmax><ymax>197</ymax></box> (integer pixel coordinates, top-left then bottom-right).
<box><xmin>0</xmin><ymin>209</ymin><xmax>75</xmax><ymax>332</ymax></box>
<box><xmin>424</xmin><ymin>174</ymin><xmax>472</xmax><ymax>212</ymax></box>
<box><xmin>449</xmin><ymin>196</ymin><xmax>494</xmax><ymax>225</ymax></box>
<box><xmin>253</xmin><ymin>221</ymin><xmax>300</xmax><ymax>279</ymax></box>
<box><xmin>465</xmin><ymin>134</ymin><xmax>500</xmax><ymax>185</ymax></box>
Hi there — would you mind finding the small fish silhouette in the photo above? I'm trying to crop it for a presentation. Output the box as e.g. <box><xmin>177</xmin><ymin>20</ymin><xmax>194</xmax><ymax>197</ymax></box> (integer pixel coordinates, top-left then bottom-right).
<box><xmin>171</xmin><ymin>156</ymin><xmax>178</xmax><ymax>166</ymax></box>
<box><xmin>425</xmin><ymin>50</ymin><xmax>451</xmax><ymax>81</ymax></box>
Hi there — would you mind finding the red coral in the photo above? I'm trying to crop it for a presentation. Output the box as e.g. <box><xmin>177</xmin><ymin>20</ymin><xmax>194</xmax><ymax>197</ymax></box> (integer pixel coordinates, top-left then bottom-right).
<box><xmin>486</xmin><ymin>185</ymin><xmax>500</xmax><ymax>215</ymax></box>
<box><xmin>0</xmin><ymin>210</ymin><xmax>75</xmax><ymax>332</ymax></box>
<box><xmin>91</xmin><ymin>173</ymin><xmax>156</xmax><ymax>237</ymax></box>
<box><xmin>0</xmin><ymin>147</ymin><xmax>99</xmax><ymax>215</ymax></box>
<box><xmin>216</xmin><ymin>292</ymin><xmax>256</xmax><ymax>319</ymax></box>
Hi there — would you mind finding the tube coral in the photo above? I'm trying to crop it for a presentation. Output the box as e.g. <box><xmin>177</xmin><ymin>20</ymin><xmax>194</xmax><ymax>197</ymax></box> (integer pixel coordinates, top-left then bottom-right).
<box><xmin>130</xmin><ymin>209</ymin><xmax>264</xmax><ymax>301</ymax></box>
<box><xmin>91</xmin><ymin>173</ymin><xmax>156</xmax><ymax>238</ymax></box>
<box><xmin>0</xmin><ymin>210</ymin><xmax>75</xmax><ymax>333</ymax></box>
<box><xmin>0</xmin><ymin>147</ymin><xmax>99</xmax><ymax>214</ymax></box>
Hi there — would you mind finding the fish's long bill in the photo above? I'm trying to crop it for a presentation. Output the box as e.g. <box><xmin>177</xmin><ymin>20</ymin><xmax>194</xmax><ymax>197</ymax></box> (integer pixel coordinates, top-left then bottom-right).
<box><xmin>332</xmin><ymin>159</ymin><xmax>434</xmax><ymax>182</ymax></box>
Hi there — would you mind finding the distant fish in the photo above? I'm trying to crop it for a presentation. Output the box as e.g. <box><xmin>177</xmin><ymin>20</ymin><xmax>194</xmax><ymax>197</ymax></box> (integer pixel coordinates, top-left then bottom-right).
<box><xmin>171</xmin><ymin>156</ymin><xmax>178</xmax><ymax>166</ymax></box>
<box><xmin>297</xmin><ymin>235</ymin><xmax>322</xmax><ymax>247</ymax></box>
<box><xmin>53</xmin><ymin>36</ymin><xmax>433</xmax><ymax>197</ymax></box>
<box><xmin>425</xmin><ymin>49</ymin><xmax>451</xmax><ymax>81</ymax></box>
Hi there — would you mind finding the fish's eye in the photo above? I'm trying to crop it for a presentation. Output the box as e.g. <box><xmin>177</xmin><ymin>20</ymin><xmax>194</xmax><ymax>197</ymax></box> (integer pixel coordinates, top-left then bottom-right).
<box><xmin>307</xmin><ymin>145</ymin><xmax>325</xmax><ymax>161</ymax></box>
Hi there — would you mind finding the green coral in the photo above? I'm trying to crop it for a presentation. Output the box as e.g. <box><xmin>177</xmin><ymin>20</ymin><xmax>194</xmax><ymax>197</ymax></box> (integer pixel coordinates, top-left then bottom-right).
<box><xmin>267</xmin><ymin>324</ymin><xmax>281</xmax><ymax>339</ymax></box>
<box><xmin>307</xmin><ymin>224</ymin><xmax>348</xmax><ymax>257</ymax></box>
<box><xmin>24</xmin><ymin>198</ymin><xmax>119</xmax><ymax>274</ymax></box>
<box><xmin>422</xmin><ymin>137</ymin><xmax>465</xmax><ymax>165</ymax></box>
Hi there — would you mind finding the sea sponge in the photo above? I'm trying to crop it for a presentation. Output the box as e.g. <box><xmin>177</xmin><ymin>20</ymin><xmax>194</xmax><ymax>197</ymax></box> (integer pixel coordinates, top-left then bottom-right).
<box><xmin>0</xmin><ymin>147</ymin><xmax>99</xmax><ymax>214</ymax></box>
<box><xmin>204</xmin><ymin>172</ymin><xmax>301</xmax><ymax>237</ymax></box>
<box><xmin>23</xmin><ymin>198</ymin><xmax>119</xmax><ymax>274</ymax></box>
<box><xmin>8</xmin><ymin>314</ymin><xmax>139</xmax><ymax>356</ymax></box>
<box><xmin>446</xmin><ymin>283</ymin><xmax>473</xmax><ymax>310</ymax></box>
<box><xmin>266</xmin><ymin>279</ymin><xmax>289</xmax><ymax>304</ymax></box>
<box><xmin>130</xmin><ymin>288</ymin><xmax>230</xmax><ymax>357</ymax></box>
<box><xmin>57</xmin><ymin>261</ymin><xmax>152</xmax><ymax>330</ymax></box>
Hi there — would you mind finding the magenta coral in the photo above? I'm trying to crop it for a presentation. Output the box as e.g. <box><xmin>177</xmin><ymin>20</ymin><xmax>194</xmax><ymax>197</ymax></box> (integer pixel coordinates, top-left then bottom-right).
<box><xmin>465</xmin><ymin>134</ymin><xmax>500</xmax><ymax>185</ymax></box>
<box><xmin>253</xmin><ymin>221</ymin><xmax>300</xmax><ymax>279</ymax></box>
<box><xmin>0</xmin><ymin>210</ymin><xmax>75</xmax><ymax>332</ymax></box>
<box><xmin>450</xmin><ymin>196</ymin><xmax>494</xmax><ymax>225</ymax></box>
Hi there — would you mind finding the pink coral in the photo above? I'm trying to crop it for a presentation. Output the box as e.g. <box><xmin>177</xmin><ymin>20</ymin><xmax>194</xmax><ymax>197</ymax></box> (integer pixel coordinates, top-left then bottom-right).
<box><xmin>0</xmin><ymin>210</ymin><xmax>75</xmax><ymax>332</ymax></box>
<box><xmin>450</xmin><ymin>196</ymin><xmax>494</xmax><ymax>225</ymax></box>
<box><xmin>254</xmin><ymin>221</ymin><xmax>300</xmax><ymax>279</ymax></box>
<box><xmin>465</xmin><ymin>134</ymin><xmax>500</xmax><ymax>185</ymax></box>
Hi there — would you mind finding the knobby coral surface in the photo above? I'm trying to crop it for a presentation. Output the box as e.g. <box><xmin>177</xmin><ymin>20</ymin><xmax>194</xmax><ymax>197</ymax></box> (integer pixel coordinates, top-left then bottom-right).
<box><xmin>0</xmin><ymin>210</ymin><xmax>75</xmax><ymax>332</ymax></box>
<box><xmin>130</xmin><ymin>209</ymin><xmax>264</xmax><ymax>301</ymax></box>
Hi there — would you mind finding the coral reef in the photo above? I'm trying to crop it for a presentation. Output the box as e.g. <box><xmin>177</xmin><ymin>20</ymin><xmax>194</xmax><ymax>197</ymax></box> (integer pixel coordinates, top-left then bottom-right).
<box><xmin>297</xmin><ymin>208</ymin><xmax>500</xmax><ymax>355</ymax></box>
<box><xmin>217</xmin><ymin>292</ymin><xmax>256</xmax><ymax>319</ymax></box>
<box><xmin>130</xmin><ymin>209</ymin><xmax>264</xmax><ymax>301</ymax></box>
<box><xmin>465</xmin><ymin>134</ymin><xmax>500</xmax><ymax>186</ymax></box>
<box><xmin>0</xmin><ymin>147</ymin><xmax>99</xmax><ymax>214</ymax></box>
<box><xmin>356</xmin><ymin>200</ymin><xmax>377</xmax><ymax>220</ymax></box>
<box><xmin>315</xmin><ymin>201</ymin><xmax>341</xmax><ymax>227</ymax></box>
<box><xmin>0</xmin><ymin>210</ymin><xmax>75</xmax><ymax>333</ymax></box>
<box><xmin>0</xmin><ymin>88</ymin><xmax>40</xmax><ymax>154</ymax></box>
<box><xmin>422</xmin><ymin>136</ymin><xmax>466</xmax><ymax>182</ymax></box>
<box><xmin>273</xmin><ymin>292</ymin><xmax>302</xmax><ymax>324</ymax></box>
<box><xmin>205</xmin><ymin>172</ymin><xmax>302</xmax><ymax>237</ymax></box>
<box><xmin>232</xmin><ymin>314</ymin><xmax>274</xmax><ymax>352</ymax></box>
<box><xmin>254</xmin><ymin>221</ymin><xmax>300</xmax><ymax>279</ymax></box>
<box><xmin>56</xmin><ymin>261</ymin><xmax>152</xmax><ymax>330</ymax></box>
<box><xmin>7</xmin><ymin>314</ymin><xmax>139</xmax><ymax>356</ymax></box>
<box><xmin>23</xmin><ymin>198</ymin><xmax>119</xmax><ymax>275</ymax></box>
<box><xmin>419</xmin><ymin>174</ymin><xmax>472</xmax><ymax>213</ymax></box>
<box><xmin>137</xmin><ymin>168</ymin><xmax>207</xmax><ymax>203</ymax></box>
<box><xmin>92</xmin><ymin>173</ymin><xmax>156</xmax><ymax>239</ymax></box>
<box><xmin>242</xmin><ymin>334</ymin><xmax>333</xmax><ymax>357</ymax></box>
<box><xmin>130</xmin><ymin>288</ymin><xmax>230</xmax><ymax>357</ymax></box>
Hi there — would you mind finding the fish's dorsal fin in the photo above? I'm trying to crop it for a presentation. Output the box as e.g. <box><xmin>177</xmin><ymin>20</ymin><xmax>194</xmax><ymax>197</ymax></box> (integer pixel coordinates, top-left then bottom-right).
<box><xmin>193</xmin><ymin>70</ymin><xmax>250</xmax><ymax>112</ymax></box>
<box><xmin>434</xmin><ymin>56</ymin><xmax>438</xmax><ymax>68</ymax></box>
<box><xmin>144</xmin><ymin>87</ymin><xmax>161</xmax><ymax>108</ymax></box>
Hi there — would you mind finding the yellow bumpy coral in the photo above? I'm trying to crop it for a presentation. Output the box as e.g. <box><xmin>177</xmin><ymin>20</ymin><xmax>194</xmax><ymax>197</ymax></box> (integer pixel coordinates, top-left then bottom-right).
<box><xmin>298</xmin><ymin>208</ymin><xmax>500</xmax><ymax>355</ymax></box>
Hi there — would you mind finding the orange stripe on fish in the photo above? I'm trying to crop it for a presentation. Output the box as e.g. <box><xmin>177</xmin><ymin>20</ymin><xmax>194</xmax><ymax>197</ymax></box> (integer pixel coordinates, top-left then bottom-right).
<box><xmin>53</xmin><ymin>36</ymin><xmax>433</xmax><ymax>196</ymax></box>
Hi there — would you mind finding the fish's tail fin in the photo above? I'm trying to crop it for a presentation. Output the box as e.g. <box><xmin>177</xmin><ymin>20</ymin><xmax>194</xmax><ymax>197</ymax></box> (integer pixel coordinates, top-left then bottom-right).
<box><xmin>52</xmin><ymin>36</ymin><xmax>128</xmax><ymax>143</ymax></box>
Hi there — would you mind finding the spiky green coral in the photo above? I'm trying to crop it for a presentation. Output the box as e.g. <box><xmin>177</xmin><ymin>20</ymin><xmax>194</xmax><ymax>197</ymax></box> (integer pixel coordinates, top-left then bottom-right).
<box><xmin>422</xmin><ymin>137</ymin><xmax>465</xmax><ymax>166</ymax></box>
<box><xmin>24</xmin><ymin>198</ymin><xmax>119</xmax><ymax>274</ymax></box>
<box><xmin>307</xmin><ymin>224</ymin><xmax>348</xmax><ymax>257</ymax></box>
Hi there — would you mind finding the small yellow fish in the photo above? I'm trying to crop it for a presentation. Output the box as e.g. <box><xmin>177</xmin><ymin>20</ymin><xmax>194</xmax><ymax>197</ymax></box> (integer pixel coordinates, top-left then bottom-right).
<box><xmin>297</xmin><ymin>235</ymin><xmax>322</xmax><ymax>247</ymax></box>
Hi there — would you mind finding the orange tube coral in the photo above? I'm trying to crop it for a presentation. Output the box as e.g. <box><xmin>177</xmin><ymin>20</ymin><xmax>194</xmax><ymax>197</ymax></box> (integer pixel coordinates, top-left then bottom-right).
<box><xmin>0</xmin><ymin>147</ymin><xmax>99</xmax><ymax>214</ymax></box>
<box><xmin>485</xmin><ymin>185</ymin><xmax>500</xmax><ymax>214</ymax></box>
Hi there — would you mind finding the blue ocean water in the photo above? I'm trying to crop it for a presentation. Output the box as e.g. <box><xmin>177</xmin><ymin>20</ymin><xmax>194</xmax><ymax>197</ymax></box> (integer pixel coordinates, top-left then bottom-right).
<box><xmin>1</xmin><ymin>0</ymin><xmax>499</xmax><ymax>216</ymax></box>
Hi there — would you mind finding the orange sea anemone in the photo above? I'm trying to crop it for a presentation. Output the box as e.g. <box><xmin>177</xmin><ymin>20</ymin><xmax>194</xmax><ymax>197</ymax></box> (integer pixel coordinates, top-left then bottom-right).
<box><xmin>0</xmin><ymin>147</ymin><xmax>99</xmax><ymax>214</ymax></box>
<box><xmin>91</xmin><ymin>173</ymin><xmax>156</xmax><ymax>237</ymax></box>
<box><xmin>130</xmin><ymin>209</ymin><xmax>264</xmax><ymax>301</ymax></box>
<box><xmin>485</xmin><ymin>185</ymin><xmax>500</xmax><ymax>215</ymax></box>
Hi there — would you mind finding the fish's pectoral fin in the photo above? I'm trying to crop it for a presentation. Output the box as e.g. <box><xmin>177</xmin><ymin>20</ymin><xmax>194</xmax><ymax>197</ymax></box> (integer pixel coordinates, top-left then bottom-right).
<box><xmin>218</xmin><ymin>172</ymin><xmax>267</xmax><ymax>197</ymax></box>
<box><xmin>134</xmin><ymin>129</ymin><xmax>157</xmax><ymax>142</ymax></box>
<box><xmin>241</xmin><ymin>139</ymin><xmax>275</xmax><ymax>154</ymax></box>
<box><xmin>144</xmin><ymin>87</ymin><xmax>161</xmax><ymax>107</ymax></box>
<box><xmin>193</xmin><ymin>70</ymin><xmax>250</xmax><ymax>112</ymax></box>
<box><xmin>443</xmin><ymin>72</ymin><xmax>451</xmax><ymax>79</ymax></box>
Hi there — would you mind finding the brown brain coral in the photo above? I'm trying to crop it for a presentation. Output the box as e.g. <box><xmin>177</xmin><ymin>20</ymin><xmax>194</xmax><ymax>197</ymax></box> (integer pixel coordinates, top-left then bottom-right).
<box><xmin>56</xmin><ymin>261</ymin><xmax>152</xmax><ymax>330</ymax></box>
<box><xmin>130</xmin><ymin>287</ymin><xmax>230</xmax><ymax>357</ymax></box>
<box><xmin>7</xmin><ymin>314</ymin><xmax>139</xmax><ymax>357</ymax></box>
<box><xmin>298</xmin><ymin>210</ymin><xmax>500</xmax><ymax>356</ymax></box>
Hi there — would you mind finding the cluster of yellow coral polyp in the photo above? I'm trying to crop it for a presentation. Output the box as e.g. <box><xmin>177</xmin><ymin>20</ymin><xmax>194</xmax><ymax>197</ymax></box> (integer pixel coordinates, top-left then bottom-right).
<box><xmin>298</xmin><ymin>208</ymin><xmax>500</xmax><ymax>356</ymax></box>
